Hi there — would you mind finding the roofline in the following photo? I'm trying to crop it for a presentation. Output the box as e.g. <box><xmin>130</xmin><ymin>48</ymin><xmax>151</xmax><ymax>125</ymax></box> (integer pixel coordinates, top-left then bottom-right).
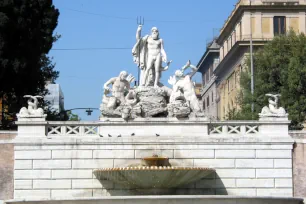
<box><xmin>217</xmin><ymin>5</ymin><xmax>306</xmax><ymax>43</ymax></box>
<box><xmin>201</xmin><ymin>76</ymin><xmax>217</xmax><ymax>97</ymax></box>
<box><xmin>196</xmin><ymin>49</ymin><xmax>220</xmax><ymax>71</ymax></box>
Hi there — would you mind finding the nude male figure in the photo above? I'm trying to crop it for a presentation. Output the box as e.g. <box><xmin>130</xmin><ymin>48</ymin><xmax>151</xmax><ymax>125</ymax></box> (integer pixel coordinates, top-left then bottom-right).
<box><xmin>103</xmin><ymin>71</ymin><xmax>135</xmax><ymax>105</ymax></box>
<box><xmin>133</xmin><ymin>25</ymin><xmax>167</xmax><ymax>87</ymax></box>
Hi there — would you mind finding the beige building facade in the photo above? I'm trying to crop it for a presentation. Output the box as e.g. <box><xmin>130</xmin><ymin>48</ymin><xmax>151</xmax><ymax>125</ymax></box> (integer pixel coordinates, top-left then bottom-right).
<box><xmin>198</xmin><ymin>0</ymin><xmax>306</xmax><ymax>119</ymax></box>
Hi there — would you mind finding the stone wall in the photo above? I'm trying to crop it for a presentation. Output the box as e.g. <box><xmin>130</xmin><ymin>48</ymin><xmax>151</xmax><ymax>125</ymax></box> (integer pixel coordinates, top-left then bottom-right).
<box><xmin>13</xmin><ymin>136</ymin><xmax>294</xmax><ymax>199</ymax></box>
<box><xmin>0</xmin><ymin>131</ymin><xmax>16</xmax><ymax>201</ymax></box>
<box><xmin>290</xmin><ymin>131</ymin><xmax>306</xmax><ymax>198</ymax></box>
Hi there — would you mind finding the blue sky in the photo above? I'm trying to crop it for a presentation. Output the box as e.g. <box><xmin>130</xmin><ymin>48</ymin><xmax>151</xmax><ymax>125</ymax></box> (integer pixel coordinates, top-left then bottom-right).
<box><xmin>50</xmin><ymin>0</ymin><xmax>237</xmax><ymax>120</ymax></box>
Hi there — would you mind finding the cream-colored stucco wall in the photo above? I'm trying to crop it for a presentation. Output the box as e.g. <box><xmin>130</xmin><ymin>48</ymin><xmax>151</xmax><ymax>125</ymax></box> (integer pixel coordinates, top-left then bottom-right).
<box><xmin>220</xmin><ymin>0</ymin><xmax>306</xmax><ymax>35</ymax></box>
<box><xmin>217</xmin><ymin>10</ymin><xmax>306</xmax><ymax>119</ymax></box>
<box><xmin>220</xmin><ymin>12</ymin><xmax>306</xmax><ymax>62</ymax></box>
<box><xmin>218</xmin><ymin>65</ymin><xmax>242</xmax><ymax>120</ymax></box>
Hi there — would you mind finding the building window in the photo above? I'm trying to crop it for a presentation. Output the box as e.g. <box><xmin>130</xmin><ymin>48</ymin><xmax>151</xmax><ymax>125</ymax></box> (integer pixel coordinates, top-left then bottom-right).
<box><xmin>222</xmin><ymin>46</ymin><xmax>224</xmax><ymax>58</ymax></box>
<box><xmin>203</xmin><ymin>73</ymin><xmax>206</xmax><ymax>85</ymax></box>
<box><xmin>213</xmin><ymin>58</ymin><xmax>219</xmax><ymax>69</ymax></box>
<box><xmin>212</xmin><ymin>92</ymin><xmax>214</xmax><ymax>103</ymax></box>
<box><xmin>210</xmin><ymin>65</ymin><xmax>213</xmax><ymax>77</ymax></box>
<box><xmin>233</xmin><ymin>31</ymin><xmax>236</xmax><ymax>44</ymax></box>
<box><xmin>234</xmin><ymin>72</ymin><xmax>237</xmax><ymax>87</ymax></box>
<box><xmin>206</xmin><ymin>71</ymin><xmax>209</xmax><ymax>82</ymax></box>
<box><xmin>227</xmin><ymin>80</ymin><xmax>230</xmax><ymax>92</ymax></box>
<box><xmin>239</xmin><ymin>22</ymin><xmax>242</xmax><ymax>40</ymax></box>
<box><xmin>203</xmin><ymin>100</ymin><xmax>206</xmax><ymax>111</ymax></box>
<box><xmin>228</xmin><ymin>38</ymin><xmax>231</xmax><ymax>50</ymax></box>
<box><xmin>274</xmin><ymin>16</ymin><xmax>286</xmax><ymax>35</ymax></box>
<box><xmin>207</xmin><ymin>96</ymin><xmax>210</xmax><ymax>107</ymax></box>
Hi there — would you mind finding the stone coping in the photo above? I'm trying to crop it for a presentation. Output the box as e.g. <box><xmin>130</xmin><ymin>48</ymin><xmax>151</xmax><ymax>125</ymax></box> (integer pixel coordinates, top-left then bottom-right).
<box><xmin>5</xmin><ymin>195</ymin><xmax>304</xmax><ymax>203</ymax></box>
<box><xmin>294</xmin><ymin>139</ymin><xmax>306</xmax><ymax>144</ymax></box>
<box><xmin>290</xmin><ymin>131</ymin><xmax>306</xmax><ymax>134</ymax></box>
<box><xmin>15</xmin><ymin>118</ymin><xmax>290</xmax><ymax>125</ymax></box>
<box><xmin>15</xmin><ymin>121</ymin><xmax>48</xmax><ymax>125</ymax></box>
<box><xmin>11</xmin><ymin>135</ymin><xmax>295</xmax><ymax>145</ymax></box>
<box><xmin>17</xmin><ymin>115</ymin><xmax>47</xmax><ymax>118</ymax></box>
<box><xmin>0</xmin><ymin>131</ymin><xmax>17</xmax><ymax>134</ymax></box>
<box><xmin>94</xmin><ymin>166</ymin><xmax>215</xmax><ymax>171</ymax></box>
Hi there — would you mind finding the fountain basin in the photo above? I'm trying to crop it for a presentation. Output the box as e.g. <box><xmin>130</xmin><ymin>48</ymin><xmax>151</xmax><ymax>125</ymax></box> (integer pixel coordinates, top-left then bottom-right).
<box><xmin>142</xmin><ymin>156</ymin><xmax>169</xmax><ymax>167</ymax></box>
<box><xmin>93</xmin><ymin>166</ymin><xmax>214</xmax><ymax>190</ymax></box>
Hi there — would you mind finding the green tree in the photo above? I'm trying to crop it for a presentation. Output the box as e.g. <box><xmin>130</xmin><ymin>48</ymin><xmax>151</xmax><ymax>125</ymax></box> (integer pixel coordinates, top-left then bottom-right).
<box><xmin>0</xmin><ymin>0</ymin><xmax>60</xmax><ymax>127</ymax></box>
<box><xmin>67</xmin><ymin>111</ymin><xmax>81</xmax><ymax>121</ymax></box>
<box><xmin>236</xmin><ymin>31</ymin><xmax>306</xmax><ymax>129</ymax></box>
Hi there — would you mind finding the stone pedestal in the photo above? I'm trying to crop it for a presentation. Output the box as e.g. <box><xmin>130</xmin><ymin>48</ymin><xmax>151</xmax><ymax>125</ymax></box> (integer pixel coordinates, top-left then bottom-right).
<box><xmin>259</xmin><ymin>116</ymin><xmax>290</xmax><ymax>137</ymax></box>
<box><xmin>16</xmin><ymin>116</ymin><xmax>47</xmax><ymax>137</ymax></box>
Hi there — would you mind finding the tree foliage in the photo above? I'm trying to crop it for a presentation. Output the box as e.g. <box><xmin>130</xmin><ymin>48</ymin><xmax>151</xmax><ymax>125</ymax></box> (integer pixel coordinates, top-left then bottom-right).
<box><xmin>67</xmin><ymin>111</ymin><xmax>81</xmax><ymax>121</ymax></box>
<box><xmin>0</xmin><ymin>0</ymin><xmax>60</xmax><ymax>126</ymax></box>
<box><xmin>235</xmin><ymin>31</ymin><xmax>306</xmax><ymax>129</ymax></box>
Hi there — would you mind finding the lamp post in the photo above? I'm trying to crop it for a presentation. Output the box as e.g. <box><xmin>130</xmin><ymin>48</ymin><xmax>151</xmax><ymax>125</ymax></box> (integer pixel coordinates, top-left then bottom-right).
<box><xmin>250</xmin><ymin>0</ymin><xmax>255</xmax><ymax>114</ymax></box>
<box><xmin>60</xmin><ymin>108</ymin><xmax>99</xmax><ymax>120</ymax></box>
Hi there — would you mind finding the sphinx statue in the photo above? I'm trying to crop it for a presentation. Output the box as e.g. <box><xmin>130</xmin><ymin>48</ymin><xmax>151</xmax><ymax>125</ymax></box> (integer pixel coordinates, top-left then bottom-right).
<box><xmin>18</xmin><ymin>95</ymin><xmax>45</xmax><ymax>117</ymax></box>
<box><xmin>259</xmin><ymin>94</ymin><xmax>287</xmax><ymax>117</ymax></box>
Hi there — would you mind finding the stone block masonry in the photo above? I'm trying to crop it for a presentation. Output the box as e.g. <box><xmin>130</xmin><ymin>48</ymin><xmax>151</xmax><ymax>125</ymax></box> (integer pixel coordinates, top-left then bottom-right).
<box><xmin>13</xmin><ymin>136</ymin><xmax>294</xmax><ymax>199</ymax></box>
<box><xmin>0</xmin><ymin>131</ymin><xmax>16</xmax><ymax>201</ymax></box>
<box><xmin>290</xmin><ymin>131</ymin><xmax>306</xmax><ymax>198</ymax></box>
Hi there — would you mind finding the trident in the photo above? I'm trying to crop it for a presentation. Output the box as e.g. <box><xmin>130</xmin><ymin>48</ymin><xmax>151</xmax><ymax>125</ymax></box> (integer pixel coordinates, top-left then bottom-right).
<box><xmin>136</xmin><ymin>16</ymin><xmax>144</xmax><ymax>86</ymax></box>
<box><xmin>137</xmin><ymin>16</ymin><xmax>144</xmax><ymax>26</ymax></box>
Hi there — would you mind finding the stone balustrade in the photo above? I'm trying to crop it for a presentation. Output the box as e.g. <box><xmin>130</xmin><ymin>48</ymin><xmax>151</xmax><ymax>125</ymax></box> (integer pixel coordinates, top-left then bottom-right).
<box><xmin>209</xmin><ymin>122</ymin><xmax>259</xmax><ymax>135</ymax></box>
<box><xmin>209</xmin><ymin>120</ymin><xmax>289</xmax><ymax>137</ymax></box>
<box><xmin>15</xmin><ymin>118</ymin><xmax>290</xmax><ymax>138</ymax></box>
<box><xmin>46</xmin><ymin>122</ymin><xmax>99</xmax><ymax>137</ymax></box>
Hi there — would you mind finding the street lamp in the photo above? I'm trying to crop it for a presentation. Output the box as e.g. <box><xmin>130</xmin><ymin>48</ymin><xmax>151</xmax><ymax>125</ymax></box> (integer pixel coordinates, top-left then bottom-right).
<box><xmin>250</xmin><ymin>0</ymin><xmax>255</xmax><ymax>115</ymax></box>
<box><xmin>85</xmin><ymin>109</ymin><xmax>93</xmax><ymax>116</ymax></box>
<box><xmin>60</xmin><ymin>108</ymin><xmax>99</xmax><ymax>120</ymax></box>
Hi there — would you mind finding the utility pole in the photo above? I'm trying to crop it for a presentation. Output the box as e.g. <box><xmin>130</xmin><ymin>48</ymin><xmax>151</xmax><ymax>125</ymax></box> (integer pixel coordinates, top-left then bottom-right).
<box><xmin>250</xmin><ymin>0</ymin><xmax>254</xmax><ymax>114</ymax></box>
